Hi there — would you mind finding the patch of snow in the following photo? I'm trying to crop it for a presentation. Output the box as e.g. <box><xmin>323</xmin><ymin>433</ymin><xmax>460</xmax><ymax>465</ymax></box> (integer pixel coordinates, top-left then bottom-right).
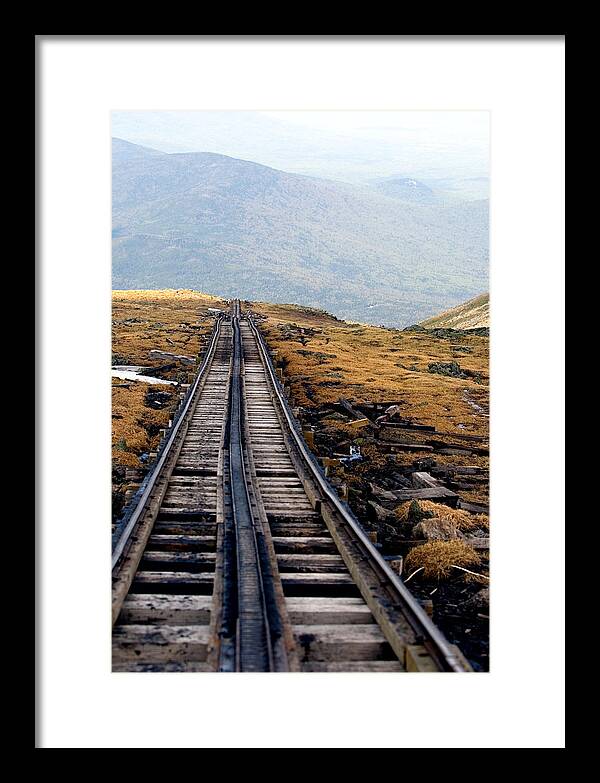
<box><xmin>112</xmin><ymin>370</ymin><xmax>177</xmax><ymax>386</ymax></box>
<box><xmin>112</xmin><ymin>365</ymin><xmax>147</xmax><ymax>373</ymax></box>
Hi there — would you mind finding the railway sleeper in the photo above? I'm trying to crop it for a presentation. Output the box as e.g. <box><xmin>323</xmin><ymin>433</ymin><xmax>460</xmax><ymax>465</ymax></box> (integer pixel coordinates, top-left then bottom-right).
<box><xmin>301</xmin><ymin>661</ymin><xmax>405</xmax><ymax>672</ymax></box>
<box><xmin>148</xmin><ymin>533</ymin><xmax>217</xmax><ymax>550</ymax></box>
<box><xmin>132</xmin><ymin>571</ymin><xmax>215</xmax><ymax>595</ymax></box>
<box><xmin>272</xmin><ymin>536</ymin><xmax>337</xmax><ymax>553</ymax></box>
<box><xmin>286</xmin><ymin>597</ymin><xmax>375</xmax><ymax>625</ymax></box>
<box><xmin>281</xmin><ymin>572</ymin><xmax>362</xmax><ymax>598</ymax></box>
<box><xmin>112</xmin><ymin>662</ymin><xmax>214</xmax><ymax>672</ymax></box>
<box><xmin>161</xmin><ymin>505</ymin><xmax>217</xmax><ymax>516</ymax></box>
<box><xmin>171</xmin><ymin>467</ymin><xmax>218</xmax><ymax>477</ymax></box>
<box><xmin>267</xmin><ymin>511</ymin><xmax>323</xmax><ymax>524</ymax></box>
<box><xmin>119</xmin><ymin>594</ymin><xmax>212</xmax><ymax>625</ymax></box>
<box><xmin>112</xmin><ymin>624</ymin><xmax>210</xmax><ymax>664</ymax></box>
<box><xmin>157</xmin><ymin>510</ymin><xmax>216</xmax><ymax>522</ymax></box>
<box><xmin>276</xmin><ymin>554</ymin><xmax>346</xmax><ymax>573</ymax></box>
<box><xmin>140</xmin><ymin>551</ymin><xmax>216</xmax><ymax>573</ymax></box>
<box><xmin>293</xmin><ymin>624</ymin><xmax>395</xmax><ymax>662</ymax></box>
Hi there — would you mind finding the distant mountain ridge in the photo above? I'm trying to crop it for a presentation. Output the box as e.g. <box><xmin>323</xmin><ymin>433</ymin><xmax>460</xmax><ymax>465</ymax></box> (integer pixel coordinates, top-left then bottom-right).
<box><xmin>112</xmin><ymin>138</ymin><xmax>489</xmax><ymax>327</ymax></box>
<box><xmin>420</xmin><ymin>293</ymin><xmax>489</xmax><ymax>329</ymax></box>
<box><xmin>371</xmin><ymin>177</ymin><xmax>438</xmax><ymax>204</ymax></box>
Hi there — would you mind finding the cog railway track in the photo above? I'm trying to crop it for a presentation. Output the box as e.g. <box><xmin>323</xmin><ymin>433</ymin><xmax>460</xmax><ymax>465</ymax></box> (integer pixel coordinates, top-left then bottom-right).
<box><xmin>112</xmin><ymin>301</ymin><xmax>471</xmax><ymax>672</ymax></box>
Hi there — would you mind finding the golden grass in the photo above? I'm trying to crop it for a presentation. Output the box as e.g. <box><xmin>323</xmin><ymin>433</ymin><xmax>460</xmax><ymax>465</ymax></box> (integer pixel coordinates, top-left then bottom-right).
<box><xmin>421</xmin><ymin>293</ymin><xmax>489</xmax><ymax>330</ymax></box>
<box><xmin>112</xmin><ymin>289</ymin><xmax>228</xmax><ymax>369</ymax></box>
<box><xmin>112</xmin><ymin>381</ymin><xmax>173</xmax><ymax>467</ymax></box>
<box><xmin>395</xmin><ymin>500</ymin><xmax>489</xmax><ymax>532</ymax></box>
<box><xmin>404</xmin><ymin>540</ymin><xmax>481</xmax><ymax>581</ymax></box>
<box><xmin>248</xmin><ymin>300</ymin><xmax>489</xmax><ymax>437</ymax></box>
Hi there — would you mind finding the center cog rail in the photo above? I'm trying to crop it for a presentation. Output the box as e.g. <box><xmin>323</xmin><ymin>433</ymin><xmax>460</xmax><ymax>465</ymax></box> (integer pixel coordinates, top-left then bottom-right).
<box><xmin>218</xmin><ymin>301</ymin><xmax>289</xmax><ymax>671</ymax></box>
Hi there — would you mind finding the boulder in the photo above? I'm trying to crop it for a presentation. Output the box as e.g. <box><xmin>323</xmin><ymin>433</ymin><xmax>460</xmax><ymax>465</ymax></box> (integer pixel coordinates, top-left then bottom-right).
<box><xmin>413</xmin><ymin>517</ymin><xmax>459</xmax><ymax>541</ymax></box>
<box><xmin>461</xmin><ymin>588</ymin><xmax>490</xmax><ymax>612</ymax></box>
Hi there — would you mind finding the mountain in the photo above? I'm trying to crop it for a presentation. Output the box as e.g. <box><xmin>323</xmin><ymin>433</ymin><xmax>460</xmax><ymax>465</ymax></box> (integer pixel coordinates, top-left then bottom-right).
<box><xmin>112</xmin><ymin>138</ymin><xmax>489</xmax><ymax>327</ymax></box>
<box><xmin>112</xmin><ymin>111</ymin><xmax>490</xmax><ymax>186</ymax></box>
<box><xmin>371</xmin><ymin>177</ymin><xmax>438</xmax><ymax>204</ymax></box>
<box><xmin>420</xmin><ymin>293</ymin><xmax>489</xmax><ymax>330</ymax></box>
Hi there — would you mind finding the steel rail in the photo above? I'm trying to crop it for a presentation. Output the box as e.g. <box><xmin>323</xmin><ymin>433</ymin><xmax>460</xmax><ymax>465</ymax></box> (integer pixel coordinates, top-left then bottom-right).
<box><xmin>247</xmin><ymin>314</ymin><xmax>466</xmax><ymax>672</ymax></box>
<box><xmin>111</xmin><ymin>315</ymin><xmax>224</xmax><ymax>571</ymax></box>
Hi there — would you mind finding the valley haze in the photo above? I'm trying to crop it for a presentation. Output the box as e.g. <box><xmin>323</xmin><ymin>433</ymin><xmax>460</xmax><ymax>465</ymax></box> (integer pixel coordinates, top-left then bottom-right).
<box><xmin>112</xmin><ymin>130</ymin><xmax>488</xmax><ymax>328</ymax></box>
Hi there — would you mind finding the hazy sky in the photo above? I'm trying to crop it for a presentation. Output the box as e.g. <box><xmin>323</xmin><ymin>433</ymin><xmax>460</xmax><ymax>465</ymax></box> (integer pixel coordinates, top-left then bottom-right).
<box><xmin>112</xmin><ymin>110</ymin><xmax>489</xmax><ymax>191</ymax></box>
<box><xmin>263</xmin><ymin>110</ymin><xmax>488</xmax><ymax>141</ymax></box>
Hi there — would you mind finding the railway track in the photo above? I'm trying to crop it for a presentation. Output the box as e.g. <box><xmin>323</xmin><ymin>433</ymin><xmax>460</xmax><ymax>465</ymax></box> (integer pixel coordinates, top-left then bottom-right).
<box><xmin>112</xmin><ymin>301</ymin><xmax>471</xmax><ymax>672</ymax></box>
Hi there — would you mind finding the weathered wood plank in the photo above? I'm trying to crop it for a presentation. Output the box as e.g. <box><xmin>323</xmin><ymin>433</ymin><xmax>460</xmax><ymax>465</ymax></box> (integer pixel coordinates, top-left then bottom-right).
<box><xmin>267</xmin><ymin>511</ymin><xmax>323</xmax><ymax>521</ymax></box>
<box><xmin>276</xmin><ymin>553</ymin><xmax>346</xmax><ymax>573</ymax></box>
<box><xmin>141</xmin><ymin>552</ymin><xmax>216</xmax><ymax>571</ymax></box>
<box><xmin>410</xmin><ymin>471</ymin><xmax>442</xmax><ymax>489</ymax></box>
<box><xmin>293</xmin><ymin>624</ymin><xmax>393</xmax><ymax>661</ymax></box>
<box><xmin>376</xmin><ymin>421</ymin><xmax>436</xmax><ymax>432</ymax></box>
<box><xmin>112</xmin><ymin>624</ymin><xmax>210</xmax><ymax>663</ymax></box>
<box><xmin>147</xmin><ymin>534</ymin><xmax>216</xmax><ymax>550</ymax></box>
<box><xmin>112</xmin><ymin>661</ymin><xmax>214</xmax><ymax>672</ymax></box>
<box><xmin>271</xmin><ymin>536</ymin><xmax>336</xmax><ymax>553</ymax></box>
<box><xmin>435</xmin><ymin>431</ymin><xmax>488</xmax><ymax>443</ymax></box>
<box><xmin>281</xmin><ymin>572</ymin><xmax>354</xmax><ymax>586</ymax></box>
<box><xmin>120</xmin><ymin>594</ymin><xmax>212</xmax><ymax>625</ymax></box>
<box><xmin>379</xmin><ymin>441</ymin><xmax>435</xmax><ymax>453</ymax></box>
<box><xmin>389</xmin><ymin>487</ymin><xmax>459</xmax><ymax>507</ymax></box>
<box><xmin>286</xmin><ymin>597</ymin><xmax>375</xmax><ymax>625</ymax></box>
<box><xmin>301</xmin><ymin>660</ymin><xmax>404</xmax><ymax>672</ymax></box>
<box><xmin>459</xmin><ymin>500</ymin><xmax>489</xmax><ymax>514</ymax></box>
<box><xmin>132</xmin><ymin>572</ymin><xmax>215</xmax><ymax>592</ymax></box>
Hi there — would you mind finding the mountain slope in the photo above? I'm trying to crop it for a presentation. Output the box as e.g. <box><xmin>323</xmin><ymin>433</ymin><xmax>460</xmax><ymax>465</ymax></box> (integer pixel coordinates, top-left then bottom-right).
<box><xmin>420</xmin><ymin>293</ymin><xmax>489</xmax><ymax>330</ymax></box>
<box><xmin>112</xmin><ymin>139</ymin><xmax>489</xmax><ymax>327</ymax></box>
